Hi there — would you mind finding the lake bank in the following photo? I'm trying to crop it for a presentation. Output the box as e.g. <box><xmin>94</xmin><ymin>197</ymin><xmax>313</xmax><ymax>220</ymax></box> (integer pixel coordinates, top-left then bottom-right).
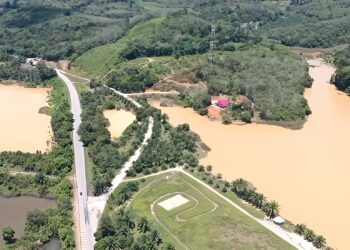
<box><xmin>151</xmin><ymin>59</ymin><xmax>350</xmax><ymax>249</ymax></box>
<box><xmin>0</xmin><ymin>196</ymin><xmax>56</xmax><ymax>248</ymax></box>
<box><xmin>0</xmin><ymin>84</ymin><xmax>52</xmax><ymax>153</ymax></box>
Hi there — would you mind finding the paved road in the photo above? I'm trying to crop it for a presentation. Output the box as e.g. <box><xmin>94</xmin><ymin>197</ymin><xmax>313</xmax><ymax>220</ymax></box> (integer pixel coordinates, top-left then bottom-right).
<box><xmin>57</xmin><ymin>70</ymin><xmax>93</xmax><ymax>250</ymax></box>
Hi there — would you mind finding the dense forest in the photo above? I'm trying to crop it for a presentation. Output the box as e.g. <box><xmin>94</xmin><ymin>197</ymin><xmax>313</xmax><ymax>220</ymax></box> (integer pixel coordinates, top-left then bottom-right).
<box><xmin>1</xmin><ymin>0</ymin><xmax>349</xmax><ymax>62</ymax></box>
<box><xmin>0</xmin><ymin>0</ymin><xmax>150</xmax><ymax>60</ymax></box>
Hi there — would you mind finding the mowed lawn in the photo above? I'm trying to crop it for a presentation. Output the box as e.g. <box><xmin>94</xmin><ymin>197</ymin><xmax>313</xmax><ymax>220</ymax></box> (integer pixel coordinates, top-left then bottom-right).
<box><xmin>128</xmin><ymin>172</ymin><xmax>295</xmax><ymax>250</ymax></box>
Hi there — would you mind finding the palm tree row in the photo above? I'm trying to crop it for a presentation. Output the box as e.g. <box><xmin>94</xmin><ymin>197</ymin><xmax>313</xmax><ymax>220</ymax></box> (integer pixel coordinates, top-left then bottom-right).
<box><xmin>294</xmin><ymin>224</ymin><xmax>329</xmax><ymax>249</ymax></box>
<box><xmin>231</xmin><ymin>178</ymin><xmax>280</xmax><ymax>218</ymax></box>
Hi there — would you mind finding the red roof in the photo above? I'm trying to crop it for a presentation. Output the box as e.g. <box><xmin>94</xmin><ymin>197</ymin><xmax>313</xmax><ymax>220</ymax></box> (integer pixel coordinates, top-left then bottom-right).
<box><xmin>217</xmin><ymin>99</ymin><xmax>230</xmax><ymax>108</ymax></box>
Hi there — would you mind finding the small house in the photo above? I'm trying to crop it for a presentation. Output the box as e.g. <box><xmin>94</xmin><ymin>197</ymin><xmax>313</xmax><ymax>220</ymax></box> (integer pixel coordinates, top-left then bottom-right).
<box><xmin>217</xmin><ymin>99</ymin><xmax>230</xmax><ymax>108</ymax></box>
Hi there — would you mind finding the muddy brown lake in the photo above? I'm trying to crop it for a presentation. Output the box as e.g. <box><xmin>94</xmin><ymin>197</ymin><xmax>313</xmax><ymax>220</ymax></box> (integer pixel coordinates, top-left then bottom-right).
<box><xmin>151</xmin><ymin>60</ymin><xmax>350</xmax><ymax>249</ymax></box>
<box><xmin>104</xmin><ymin>109</ymin><xmax>136</xmax><ymax>139</ymax></box>
<box><xmin>0</xmin><ymin>85</ymin><xmax>52</xmax><ymax>153</ymax></box>
<box><xmin>0</xmin><ymin>196</ymin><xmax>56</xmax><ymax>248</ymax></box>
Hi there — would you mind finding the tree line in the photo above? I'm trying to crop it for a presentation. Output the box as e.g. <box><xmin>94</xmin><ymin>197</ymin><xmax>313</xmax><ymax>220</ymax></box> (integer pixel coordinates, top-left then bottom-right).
<box><xmin>186</xmin><ymin>164</ymin><xmax>331</xmax><ymax>250</ymax></box>
<box><xmin>334</xmin><ymin>46</ymin><xmax>350</xmax><ymax>95</ymax></box>
<box><xmin>0</xmin><ymin>59</ymin><xmax>56</xmax><ymax>86</ymax></box>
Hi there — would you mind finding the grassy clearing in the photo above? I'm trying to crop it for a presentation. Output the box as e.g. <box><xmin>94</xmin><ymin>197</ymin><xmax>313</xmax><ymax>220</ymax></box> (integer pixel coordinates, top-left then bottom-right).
<box><xmin>73</xmin><ymin>17</ymin><xmax>165</xmax><ymax>78</ymax></box>
<box><xmin>124</xmin><ymin>172</ymin><xmax>295</xmax><ymax>250</ymax></box>
<box><xmin>135</xmin><ymin>0</ymin><xmax>182</xmax><ymax>15</ymax></box>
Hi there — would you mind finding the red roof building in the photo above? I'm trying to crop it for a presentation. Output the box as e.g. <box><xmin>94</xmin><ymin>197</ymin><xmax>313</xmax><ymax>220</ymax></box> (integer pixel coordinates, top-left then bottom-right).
<box><xmin>217</xmin><ymin>99</ymin><xmax>230</xmax><ymax>108</ymax></box>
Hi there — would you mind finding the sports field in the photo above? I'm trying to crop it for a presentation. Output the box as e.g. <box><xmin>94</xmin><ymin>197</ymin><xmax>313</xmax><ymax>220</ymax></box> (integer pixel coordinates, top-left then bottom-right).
<box><xmin>126</xmin><ymin>172</ymin><xmax>295</xmax><ymax>250</ymax></box>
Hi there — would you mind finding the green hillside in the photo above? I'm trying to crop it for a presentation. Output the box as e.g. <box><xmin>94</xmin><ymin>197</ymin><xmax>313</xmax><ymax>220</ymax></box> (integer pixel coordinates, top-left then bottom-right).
<box><xmin>72</xmin><ymin>17</ymin><xmax>165</xmax><ymax>78</ymax></box>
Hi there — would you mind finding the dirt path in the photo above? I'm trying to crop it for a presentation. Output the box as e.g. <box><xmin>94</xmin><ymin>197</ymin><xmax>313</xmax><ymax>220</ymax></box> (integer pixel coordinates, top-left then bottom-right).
<box><xmin>9</xmin><ymin>171</ymin><xmax>58</xmax><ymax>179</ymax></box>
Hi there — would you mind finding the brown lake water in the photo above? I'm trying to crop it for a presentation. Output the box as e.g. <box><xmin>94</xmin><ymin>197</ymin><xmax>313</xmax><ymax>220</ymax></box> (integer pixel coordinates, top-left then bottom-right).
<box><xmin>104</xmin><ymin>109</ymin><xmax>136</xmax><ymax>139</ymax></box>
<box><xmin>151</xmin><ymin>59</ymin><xmax>350</xmax><ymax>249</ymax></box>
<box><xmin>0</xmin><ymin>85</ymin><xmax>52</xmax><ymax>153</ymax></box>
<box><xmin>0</xmin><ymin>196</ymin><xmax>56</xmax><ymax>248</ymax></box>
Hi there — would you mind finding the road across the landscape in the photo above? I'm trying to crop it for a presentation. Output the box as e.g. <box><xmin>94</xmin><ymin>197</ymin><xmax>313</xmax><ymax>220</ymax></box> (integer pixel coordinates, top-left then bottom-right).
<box><xmin>57</xmin><ymin>70</ymin><xmax>313</xmax><ymax>250</ymax></box>
<box><xmin>57</xmin><ymin>70</ymin><xmax>93</xmax><ymax>250</ymax></box>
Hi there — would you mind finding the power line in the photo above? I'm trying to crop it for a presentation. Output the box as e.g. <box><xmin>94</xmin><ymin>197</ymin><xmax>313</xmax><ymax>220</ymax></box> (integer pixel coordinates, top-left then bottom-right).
<box><xmin>209</xmin><ymin>23</ymin><xmax>217</xmax><ymax>64</ymax></box>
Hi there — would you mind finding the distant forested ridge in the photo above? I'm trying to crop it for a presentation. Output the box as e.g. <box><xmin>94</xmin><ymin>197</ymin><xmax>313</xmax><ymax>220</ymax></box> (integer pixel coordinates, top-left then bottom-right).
<box><xmin>0</xmin><ymin>0</ymin><xmax>149</xmax><ymax>60</ymax></box>
<box><xmin>1</xmin><ymin>0</ymin><xmax>349</xmax><ymax>63</ymax></box>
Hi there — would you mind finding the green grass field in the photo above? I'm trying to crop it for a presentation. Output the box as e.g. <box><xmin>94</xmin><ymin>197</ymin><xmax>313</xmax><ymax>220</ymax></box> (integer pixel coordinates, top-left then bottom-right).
<box><xmin>73</xmin><ymin>17</ymin><xmax>165</xmax><ymax>78</ymax></box>
<box><xmin>123</xmin><ymin>172</ymin><xmax>295</xmax><ymax>250</ymax></box>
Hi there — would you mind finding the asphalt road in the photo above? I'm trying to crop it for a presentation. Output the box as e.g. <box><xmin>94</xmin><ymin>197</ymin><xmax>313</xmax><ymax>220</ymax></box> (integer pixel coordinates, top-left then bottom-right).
<box><xmin>57</xmin><ymin>70</ymin><xmax>93</xmax><ymax>250</ymax></box>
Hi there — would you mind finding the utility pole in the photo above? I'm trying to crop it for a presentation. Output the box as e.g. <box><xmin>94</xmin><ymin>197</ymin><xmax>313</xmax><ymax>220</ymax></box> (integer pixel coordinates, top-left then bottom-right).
<box><xmin>209</xmin><ymin>23</ymin><xmax>217</xmax><ymax>64</ymax></box>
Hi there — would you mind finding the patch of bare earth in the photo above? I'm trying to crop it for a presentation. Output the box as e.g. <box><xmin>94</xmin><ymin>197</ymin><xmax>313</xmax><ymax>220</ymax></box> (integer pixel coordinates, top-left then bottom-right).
<box><xmin>217</xmin><ymin>222</ymin><xmax>275</xmax><ymax>249</ymax></box>
<box><xmin>151</xmin><ymin>75</ymin><xmax>207</xmax><ymax>92</ymax></box>
<box><xmin>208</xmin><ymin>106</ymin><xmax>222</xmax><ymax>121</ymax></box>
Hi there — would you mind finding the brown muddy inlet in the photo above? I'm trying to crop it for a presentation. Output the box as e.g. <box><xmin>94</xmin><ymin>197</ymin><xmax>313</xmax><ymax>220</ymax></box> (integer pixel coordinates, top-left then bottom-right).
<box><xmin>103</xmin><ymin>109</ymin><xmax>136</xmax><ymax>139</ymax></box>
<box><xmin>152</xmin><ymin>59</ymin><xmax>350</xmax><ymax>249</ymax></box>
<box><xmin>0</xmin><ymin>85</ymin><xmax>52</xmax><ymax>152</ymax></box>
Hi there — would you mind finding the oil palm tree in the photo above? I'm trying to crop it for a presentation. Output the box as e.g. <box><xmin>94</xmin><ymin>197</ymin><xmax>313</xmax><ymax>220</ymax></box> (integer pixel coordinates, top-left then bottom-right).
<box><xmin>231</xmin><ymin>178</ymin><xmax>248</xmax><ymax>196</ymax></box>
<box><xmin>103</xmin><ymin>236</ymin><xmax>121</xmax><ymax>250</ymax></box>
<box><xmin>150</xmin><ymin>230</ymin><xmax>162</xmax><ymax>246</ymax></box>
<box><xmin>263</xmin><ymin>200</ymin><xmax>280</xmax><ymax>218</ymax></box>
<box><xmin>294</xmin><ymin>224</ymin><xmax>307</xmax><ymax>236</ymax></box>
<box><xmin>313</xmin><ymin>235</ymin><xmax>326</xmax><ymax>249</ymax></box>
<box><xmin>304</xmin><ymin>228</ymin><xmax>316</xmax><ymax>242</ymax></box>
<box><xmin>137</xmin><ymin>217</ymin><xmax>151</xmax><ymax>233</ymax></box>
<box><xmin>253</xmin><ymin>193</ymin><xmax>266</xmax><ymax>208</ymax></box>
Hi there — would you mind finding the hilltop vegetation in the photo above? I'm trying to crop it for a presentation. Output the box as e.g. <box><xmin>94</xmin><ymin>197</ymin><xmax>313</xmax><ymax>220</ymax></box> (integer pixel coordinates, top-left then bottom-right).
<box><xmin>70</xmin><ymin>0</ymin><xmax>349</xmax><ymax>126</ymax></box>
<box><xmin>102</xmin><ymin>44</ymin><xmax>312</xmax><ymax>126</ymax></box>
<box><xmin>73</xmin><ymin>17</ymin><xmax>165</xmax><ymax>77</ymax></box>
<box><xmin>0</xmin><ymin>0</ymin><xmax>150</xmax><ymax>60</ymax></box>
<box><xmin>265</xmin><ymin>0</ymin><xmax>350</xmax><ymax>48</ymax></box>
<box><xmin>1</xmin><ymin>0</ymin><xmax>349</xmax><ymax>65</ymax></box>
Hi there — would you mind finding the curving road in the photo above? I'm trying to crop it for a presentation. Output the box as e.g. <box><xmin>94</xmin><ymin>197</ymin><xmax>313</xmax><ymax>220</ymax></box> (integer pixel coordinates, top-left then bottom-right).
<box><xmin>56</xmin><ymin>70</ymin><xmax>93</xmax><ymax>250</ymax></box>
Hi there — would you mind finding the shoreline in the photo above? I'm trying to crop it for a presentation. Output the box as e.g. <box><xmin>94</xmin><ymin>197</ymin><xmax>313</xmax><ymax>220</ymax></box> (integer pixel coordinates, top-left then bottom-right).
<box><xmin>150</xmin><ymin>60</ymin><xmax>348</xmax><ymax>249</ymax></box>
